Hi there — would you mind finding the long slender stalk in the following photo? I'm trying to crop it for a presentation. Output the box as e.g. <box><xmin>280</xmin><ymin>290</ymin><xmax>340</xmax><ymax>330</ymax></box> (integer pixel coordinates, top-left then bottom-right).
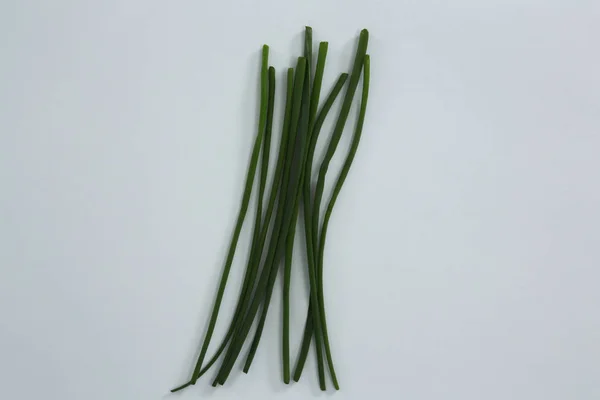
<box><xmin>280</xmin><ymin>26</ymin><xmax>313</xmax><ymax>385</ymax></box>
<box><xmin>317</xmin><ymin>57</ymin><xmax>370</xmax><ymax>333</ymax></box>
<box><xmin>310</xmin><ymin>29</ymin><xmax>368</xmax><ymax>390</ymax></box>
<box><xmin>293</xmin><ymin>73</ymin><xmax>348</xmax><ymax>382</ymax></box>
<box><xmin>243</xmin><ymin>62</ymin><xmax>312</xmax><ymax>378</ymax></box>
<box><xmin>294</xmin><ymin>41</ymin><xmax>329</xmax><ymax>387</ymax></box>
<box><xmin>238</xmin><ymin>64</ymin><xmax>306</xmax><ymax>375</ymax></box>
<box><xmin>218</xmin><ymin>66</ymin><xmax>275</xmax><ymax>370</ymax></box>
<box><xmin>241</xmin><ymin>62</ymin><xmax>308</xmax><ymax>375</ymax></box>
<box><xmin>172</xmin><ymin>67</ymin><xmax>293</xmax><ymax>387</ymax></box>
<box><xmin>245</xmin><ymin>30</ymin><xmax>314</xmax><ymax>373</ymax></box>
<box><xmin>236</xmin><ymin>67</ymin><xmax>292</xmax><ymax>329</ymax></box>
<box><xmin>234</xmin><ymin>65</ymin><xmax>276</xmax><ymax>326</ymax></box>
<box><xmin>213</xmin><ymin>58</ymin><xmax>307</xmax><ymax>386</ymax></box>
<box><xmin>241</xmin><ymin>69</ymin><xmax>296</xmax><ymax>374</ymax></box>
<box><xmin>171</xmin><ymin>45</ymin><xmax>270</xmax><ymax>393</ymax></box>
<box><xmin>242</xmin><ymin>52</ymin><xmax>313</xmax><ymax>376</ymax></box>
<box><xmin>238</xmin><ymin>65</ymin><xmax>275</xmax><ymax>314</ymax></box>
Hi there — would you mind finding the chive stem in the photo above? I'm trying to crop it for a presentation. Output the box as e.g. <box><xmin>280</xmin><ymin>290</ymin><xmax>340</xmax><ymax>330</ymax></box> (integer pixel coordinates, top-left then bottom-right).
<box><xmin>280</xmin><ymin>26</ymin><xmax>313</xmax><ymax>385</ymax></box>
<box><xmin>173</xmin><ymin>45</ymin><xmax>269</xmax><ymax>392</ymax></box>
<box><xmin>293</xmin><ymin>72</ymin><xmax>348</xmax><ymax>383</ymax></box>
<box><xmin>241</xmin><ymin>64</ymin><xmax>305</xmax><ymax>375</ymax></box>
<box><xmin>213</xmin><ymin>58</ymin><xmax>307</xmax><ymax>385</ymax></box>
<box><xmin>172</xmin><ymin>66</ymin><xmax>292</xmax><ymax>387</ymax></box>
<box><xmin>317</xmin><ymin>57</ymin><xmax>370</xmax><ymax>343</ymax></box>
<box><xmin>310</xmin><ymin>29</ymin><xmax>368</xmax><ymax>390</ymax></box>
<box><xmin>295</xmin><ymin>41</ymin><xmax>330</xmax><ymax>387</ymax></box>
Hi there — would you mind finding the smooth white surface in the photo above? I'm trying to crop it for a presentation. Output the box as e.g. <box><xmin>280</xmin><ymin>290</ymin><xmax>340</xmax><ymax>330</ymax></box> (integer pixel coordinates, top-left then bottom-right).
<box><xmin>1</xmin><ymin>1</ymin><xmax>599</xmax><ymax>399</ymax></box>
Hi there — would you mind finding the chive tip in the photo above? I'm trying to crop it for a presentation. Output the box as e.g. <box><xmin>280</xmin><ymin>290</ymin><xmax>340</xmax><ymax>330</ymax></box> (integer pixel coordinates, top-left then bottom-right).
<box><xmin>170</xmin><ymin>381</ymin><xmax>192</xmax><ymax>392</ymax></box>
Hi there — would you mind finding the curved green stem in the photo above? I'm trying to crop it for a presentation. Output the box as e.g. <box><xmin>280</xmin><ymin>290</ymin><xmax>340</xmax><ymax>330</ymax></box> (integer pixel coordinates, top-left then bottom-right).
<box><xmin>243</xmin><ymin>27</ymin><xmax>314</xmax><ymax>374</ymax></box>
<box><xmin>280</xmin><ymin>26</ymin><xmax>313</xmax><ymax>385</ymax></box>
<box><xmin>295</xmin><ymin>40</ymin><xmax>329</xmax><ymax>389</ymax></box>
<box><xmin>316</xmin><ymin>55</ymin><xmax>369</xmax><ymax>391</ymax></box>
<box><xmin>213</xmin><ymin>58</ymin><xmax>307</xmax><ymax>386</ymax></box>
<box><xmin>172</xmin><ymin>66</ymin><xmax>286</xmax><ymax>388</ymax></box>
<box><xmin>311</xmin><ymin>29</ymin><xmax>369</xmax><ymax>390</ymax></box>
<box><xmin>292</xmin><ymin>73</ymin><xmax>348</xmax><ymax>383</ymax></box>
<box><xmin>170</xmin><ymin>45</ymin><xmax>269</xmax><ymax>393</ymax></box>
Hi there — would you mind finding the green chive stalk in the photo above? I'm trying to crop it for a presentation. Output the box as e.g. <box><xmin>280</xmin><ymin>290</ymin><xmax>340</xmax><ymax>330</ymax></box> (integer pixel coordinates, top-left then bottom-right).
<box><xmin>172</xmin><ymin>67</ymin><xmax>294</xmax><ymax>390</ymax></box>
<box><xmin>293</xmin><ymin>72</ymin><xmax>348</xmax><ymax>383</ymax></box>
<box><xmin>213</xmin><ymin>58</ymin><xmax>307</xmax><ymax>386</ymax></box>
<box><xmin>290</xmin><ymin>40</ymin><xmax>331</xmax><ymax>389</ymax></box>
<box><xmin>281</xmin><ymin>26</ymin><xmax>313</xmax><ymax>384</ymax></box>
<box><xmin>310</xmin><ymin>29</ymin><xmax>368</xmax><ymax>390</ymax></box>
<box><xmin>317</xmin><ymin>59</ymin><xmax>370</xmax><ymax>341</ymax></box>
<box><xmin>242</xmin><ymin>61</ymin><xmax>310</xmax><ymax>375</ymax></box>
<box><xmin>171</xmin><ymin>45</ymin><xmax>270</xmax><ymax>393</ymax></box>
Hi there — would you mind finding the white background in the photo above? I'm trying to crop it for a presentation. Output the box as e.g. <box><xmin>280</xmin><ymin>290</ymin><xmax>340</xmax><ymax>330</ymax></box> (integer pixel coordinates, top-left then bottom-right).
<box><xmin>1</xmin><ymin>1</ymin><xmax>599</xmax><ymax>399</ymax></box>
